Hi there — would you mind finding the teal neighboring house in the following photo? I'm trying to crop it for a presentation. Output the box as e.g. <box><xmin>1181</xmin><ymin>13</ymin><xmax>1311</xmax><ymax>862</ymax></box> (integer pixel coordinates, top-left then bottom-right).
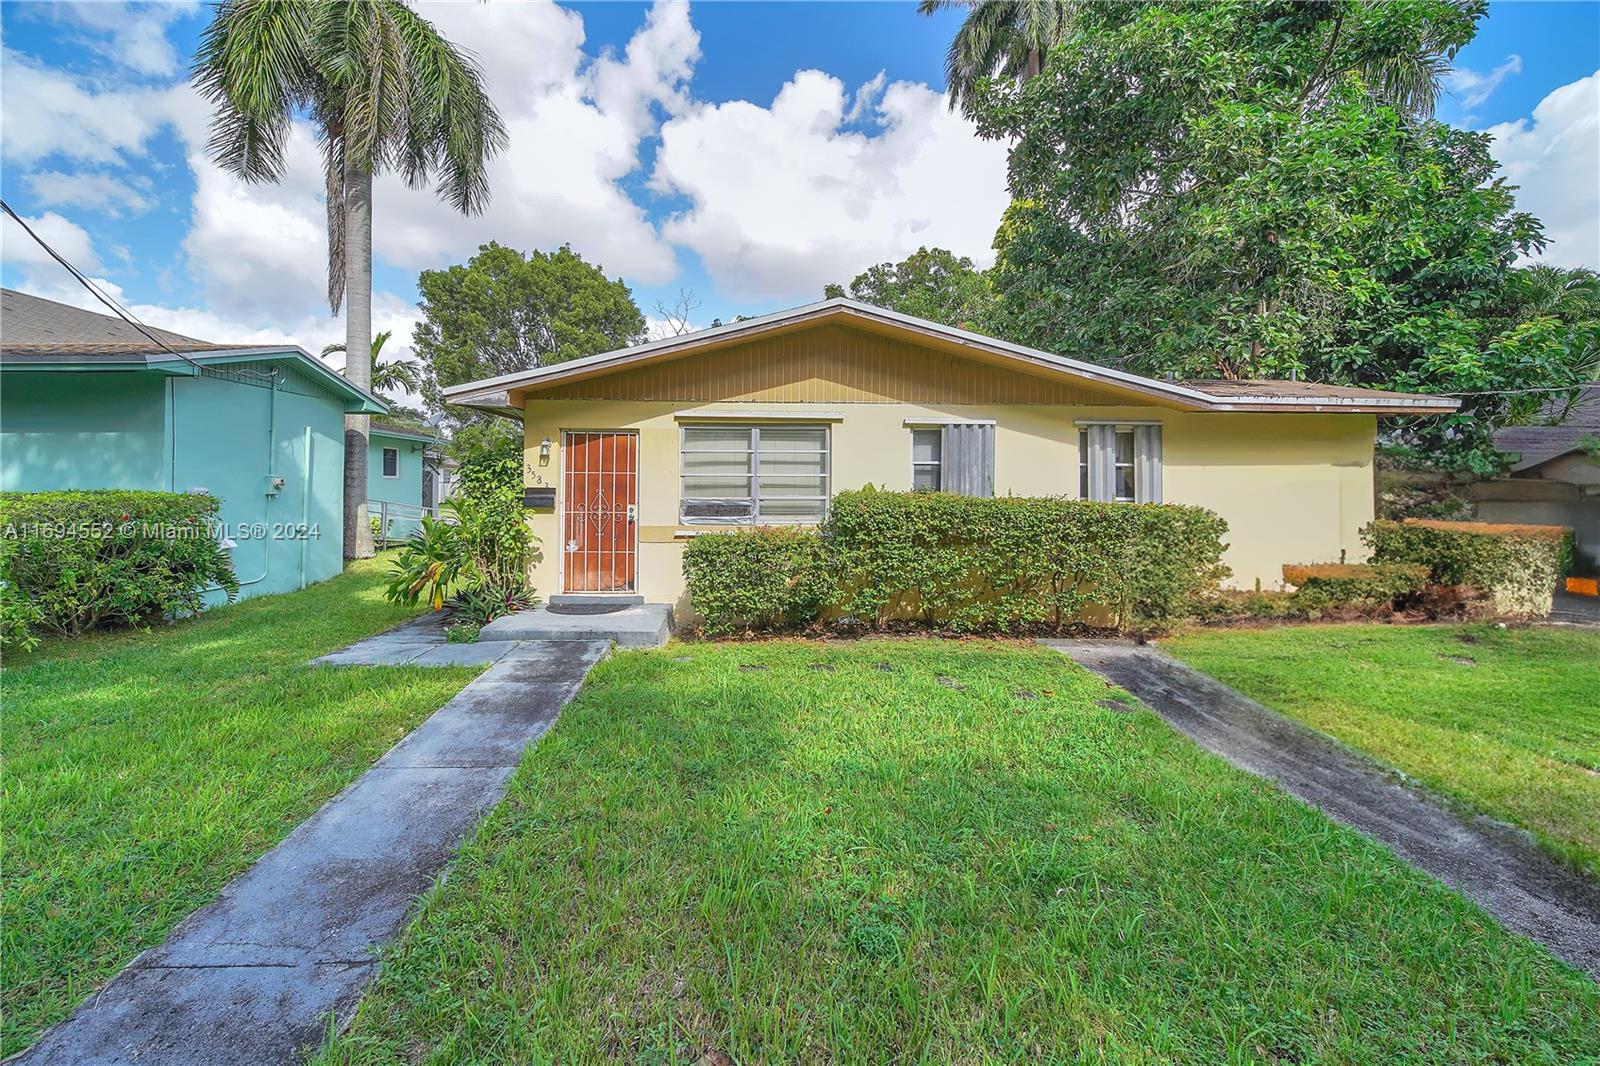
<box><xmin>0</xmin><ymin>289</ymin><xmax>386</xmax><ymax>602</ymax></box>
<box><xmin>367</xmin><ymin>420</ymin><xmax>440</xmax><ymax>542</ymax></box>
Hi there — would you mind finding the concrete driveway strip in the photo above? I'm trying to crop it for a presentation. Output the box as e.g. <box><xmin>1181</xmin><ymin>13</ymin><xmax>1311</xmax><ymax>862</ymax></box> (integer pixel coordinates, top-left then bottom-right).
<box><xmin>1043</xmin><ymin>640</ymin><xmax>1600</xmax><ymax>980</ymax></box>
<box><xmin>17</xmin><ymin>638</ymin><xmax>611</xmax><ymax>1066</ymax></box>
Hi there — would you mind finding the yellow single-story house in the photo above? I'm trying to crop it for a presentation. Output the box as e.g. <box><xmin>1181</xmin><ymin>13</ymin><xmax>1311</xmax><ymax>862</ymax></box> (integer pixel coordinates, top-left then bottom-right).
<box><xmin>445</xmin><ymin>299</ymin><xmax>1457</xmax><ymax>612</ymax></box>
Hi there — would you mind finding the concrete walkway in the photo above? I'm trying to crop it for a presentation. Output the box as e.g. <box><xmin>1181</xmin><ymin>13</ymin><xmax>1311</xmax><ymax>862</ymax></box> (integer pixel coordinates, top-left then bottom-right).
<box><xmin>19</xmin><ymin>637</ymin><xmax>610</xmax><ymax>1065</ymax></box>
<box><xmin>1043</xmin><ymin>640</ymin><xmax>1600</xmax><ymax>979</ymax></box>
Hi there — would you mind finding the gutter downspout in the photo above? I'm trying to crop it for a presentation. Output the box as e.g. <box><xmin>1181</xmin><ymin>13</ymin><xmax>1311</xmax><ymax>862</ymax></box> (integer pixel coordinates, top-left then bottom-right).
<box><xmin>299</xmin><ymin>425</ymin><xmax>312</xmax><ymax>588</ymax></box>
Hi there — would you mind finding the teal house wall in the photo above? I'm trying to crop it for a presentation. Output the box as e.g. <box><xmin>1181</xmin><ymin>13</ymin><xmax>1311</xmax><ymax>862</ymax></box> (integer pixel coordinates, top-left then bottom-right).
<box><xmin>2</xmin><ymin>353</ymin><xmax>381</xmax><ymax>605</ymax></box>
<box><xmin>367</xmin><ymin>426</ymin><xmax>433</xmax><ymax>541</ymax></box>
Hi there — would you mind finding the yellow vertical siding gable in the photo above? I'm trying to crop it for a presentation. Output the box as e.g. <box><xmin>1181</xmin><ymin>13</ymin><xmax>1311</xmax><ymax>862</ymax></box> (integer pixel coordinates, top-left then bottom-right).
<box><xmin>539</xmin><ymin>323</ymin><xmax>1128</xmax><ymax>405</ymax></box>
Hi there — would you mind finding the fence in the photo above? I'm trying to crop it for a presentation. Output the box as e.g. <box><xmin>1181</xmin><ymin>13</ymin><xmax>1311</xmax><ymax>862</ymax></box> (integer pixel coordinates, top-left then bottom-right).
<box><xmin>369</xmin><ymin>499</ymin><xmax>454</xmax><ymax>548</ymax></box>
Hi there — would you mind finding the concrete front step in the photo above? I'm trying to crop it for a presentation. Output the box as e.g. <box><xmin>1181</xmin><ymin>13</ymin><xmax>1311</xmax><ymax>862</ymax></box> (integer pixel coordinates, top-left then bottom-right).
<box><xmin>479</xmin><ymin>603</ymin><xmax>673</xmax><ymax>648</ymax></box>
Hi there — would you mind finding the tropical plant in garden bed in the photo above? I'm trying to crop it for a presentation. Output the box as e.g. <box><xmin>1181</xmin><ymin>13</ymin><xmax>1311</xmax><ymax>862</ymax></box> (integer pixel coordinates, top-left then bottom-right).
<box><xmin>386</xmin><ymin>441</ymin><xmax>540</xmax><ymax>626</ymax></box>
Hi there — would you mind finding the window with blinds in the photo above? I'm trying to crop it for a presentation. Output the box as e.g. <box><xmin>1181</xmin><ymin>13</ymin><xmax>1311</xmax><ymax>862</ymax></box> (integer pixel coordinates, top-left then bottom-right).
<box><xmin>1078</xmin><ymin>424</ymin><xmax>1162</xmax><ymax>503</ymax></box>
<box><xmin>680</xmin><ymin>424</ymin><xmax>830</xmax><ymax>525</ymax></box>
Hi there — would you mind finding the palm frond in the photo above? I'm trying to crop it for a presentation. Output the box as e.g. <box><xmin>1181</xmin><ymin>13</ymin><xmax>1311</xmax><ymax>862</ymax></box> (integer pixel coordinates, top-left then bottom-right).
<box><xmin>192</xmin><ymin>0</ymin><xmax>316</xmax><ymax>182</ymax></box>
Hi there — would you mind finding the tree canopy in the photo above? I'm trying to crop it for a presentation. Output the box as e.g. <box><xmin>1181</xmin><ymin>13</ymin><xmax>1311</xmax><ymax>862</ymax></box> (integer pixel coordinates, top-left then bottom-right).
<box><xmin>972</xmin><ymin>0</ymin><xmax>1594</xmax><ymax>470</ymax></box>
<box><xmin>824</xmin><ymin>246</ymin><xmax>995</xmax><ymax>330</ymax></box>
<box><xmin>415</xmin><ymin>242</ymin><xmax>647</xmax><ymax>418</ymax></box>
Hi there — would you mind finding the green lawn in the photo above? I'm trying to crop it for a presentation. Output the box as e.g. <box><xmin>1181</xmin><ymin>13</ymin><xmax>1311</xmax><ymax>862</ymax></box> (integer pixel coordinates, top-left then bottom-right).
<box><xmin>1165</xmin><ymin>623</ymin><xmax>1600</xmax><ymax>880</ymax></box>
<box><xmin>0</xmin><ymin>556</ymin><xmax>478</xmax><ymax>1057</ymax></box>
<box><xmin>322</xmin><ymin>640</ymin><xmax>1597</xmax><ymax>1065</ymax></box>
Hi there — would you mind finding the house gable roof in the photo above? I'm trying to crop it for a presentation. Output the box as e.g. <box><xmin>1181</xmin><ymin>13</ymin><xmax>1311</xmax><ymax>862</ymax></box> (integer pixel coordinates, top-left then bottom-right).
<box><xmin>1493</xmin><ymin>385</ymin><xmax>1600</xmax><ymax>470</ymax></box>
<box><xmin>0</xmin><ymin>288</ymin><xmax>387</xmax><ymax>414</ymax></box>
<box><xmin>442</xmin><ymin>298</ymin><xmax>1459</xmax><ymax>416</ymax></box>
<box><xmin>370</xmin><ymin>420</ymin><xmax>440</xmax><ymax>444</ymax></box>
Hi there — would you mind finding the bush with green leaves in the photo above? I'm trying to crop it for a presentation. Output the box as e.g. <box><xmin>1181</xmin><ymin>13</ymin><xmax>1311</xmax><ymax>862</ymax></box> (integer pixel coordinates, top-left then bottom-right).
<box><xmin>1363</xmin><ymin>519</ymin><xmax>1573</xmax><ymax>617</ymax></box>
<box><xmin>681</xmin><ymin>490</ymin><xmax>1229</xmax><ymax>635</ymax></box>
<box><xmin>681</xmin><ymin>527</ymin><xmax>833</xmax><ymax>637</ymax></box>
<box><xmin>1281</xmin><ymin>563</ymin><xmax>1430</xmax><ymax>613</ymax></box>
<box><xmin>0</xmin><ymin>490</ymin><xmax>237</xmax><ymax>645</ymax></box>
<box><xmin>825</xmin><ymin>489</ymin><xmax>1228</xmax><ymax>631</ymax></box>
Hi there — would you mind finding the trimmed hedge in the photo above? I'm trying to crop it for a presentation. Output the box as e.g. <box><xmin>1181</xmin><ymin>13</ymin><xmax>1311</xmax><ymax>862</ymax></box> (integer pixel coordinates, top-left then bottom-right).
<box><xmin>1281</xmin><ymin>562</ymin><xmax>1429</xmax><ymax>612</ymax></box>
<box><xmin>682</xmin><ymin>489</ymin><xmax>1229</xmax><ymax>635</ymax></box>
<box><xmin>1363</xmin><ymin>519</ymin><xmax>1573</xmax><ymax>617</ymax></box>
<box><xmin>0</xmin><ymin>490</ymin><xmax>238</xmax><ymax>644</ymax></box>
<box><xmin>681</xmin><ymin>527</ymin><xmax>832</xmax><ymax>637</ymax></box>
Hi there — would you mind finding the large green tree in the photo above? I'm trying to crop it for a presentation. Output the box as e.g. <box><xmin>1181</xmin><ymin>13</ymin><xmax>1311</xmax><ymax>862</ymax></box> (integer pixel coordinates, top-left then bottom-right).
<box><xmin>974</xmin><ymin>0</ymin><xmax>1589</xmax><ymax>470</ymax></box>
<box><xmin>194</xmin><ymin>0</ymin><xmax>505</xmax><ymax>559</ymax></box>
<box><xmin>415</xmin><ymin>242</ymin><xmax>646</xmax><ymax>419</ymax></box>
<box><xmin>824</xmin><ymin>246</ymin><xmax>995</xmax><ymax>329</ymax></box>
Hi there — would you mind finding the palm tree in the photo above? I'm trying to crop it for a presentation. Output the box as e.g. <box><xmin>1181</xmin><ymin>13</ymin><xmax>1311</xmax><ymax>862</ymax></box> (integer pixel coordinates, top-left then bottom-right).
<box><xmin>194</xmin><ymin>1</ymin><xmax>506</xmax><ymax>560</ymax></box>
<box><xmin>323</xmin><ymin>329</ymin><xmax>423</xmax><ymax>395</ymax></box>
<box><xmin>918</xmin><ymin>0</ymin><xmax>1078</xmax><ymax>118</ymax></box>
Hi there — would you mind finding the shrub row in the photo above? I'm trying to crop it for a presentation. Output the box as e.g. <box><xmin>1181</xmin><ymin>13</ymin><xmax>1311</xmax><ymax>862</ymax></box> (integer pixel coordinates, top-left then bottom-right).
<box><xmin>1281</xmin><ymin>562</ymin><xmax>1430</xmax><ymax>612</ymax></box>
<box><xmin>0</xmin><ymin>490</ymin><xmax>238</xmax><ymax>648</ymax></box>
<box><xmin>1364</xmin><ymin>519</ymin><xmax>1573</xmax><ymax>617</ymax></box>
<box><xmin>682</xmin><ymin>489</ymin><xmax>1229</xmax><ymax>636</ymax></box>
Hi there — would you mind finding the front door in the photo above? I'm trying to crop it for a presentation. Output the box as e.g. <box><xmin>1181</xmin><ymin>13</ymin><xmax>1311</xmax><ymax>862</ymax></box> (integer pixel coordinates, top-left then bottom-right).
<box><xmin>562</xmin><ymin>431</ymin><xmax>638</xmax><ymax>593</ymax></box>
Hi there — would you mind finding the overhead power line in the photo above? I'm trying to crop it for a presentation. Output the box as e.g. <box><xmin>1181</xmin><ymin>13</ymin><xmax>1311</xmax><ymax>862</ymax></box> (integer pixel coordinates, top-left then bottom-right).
<box><xmin>2</xmin><ymin>198</ymin><xmax>212</xmax><ymax>376</ymax></box>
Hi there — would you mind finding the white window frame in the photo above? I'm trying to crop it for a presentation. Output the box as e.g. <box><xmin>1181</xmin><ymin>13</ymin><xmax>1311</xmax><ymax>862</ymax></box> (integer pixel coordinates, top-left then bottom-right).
<box><xmin>381</xmin><ymin>446</ymin><xmax>399</xmax><ymax>479</ymax></box>
<box><xmin>1078</xmin><ymin>423</ymin><xmax>1153</xmax><ymax>503</ymax></box>
<box><xmin>909</xmin><ymin>427</ymin><xmax>942</xmax><ymax>492</ymax></box>
<box><xmin>679</xmin><ymin>424</ymin><xmax>831</xmax><ymax>526</ymax></box>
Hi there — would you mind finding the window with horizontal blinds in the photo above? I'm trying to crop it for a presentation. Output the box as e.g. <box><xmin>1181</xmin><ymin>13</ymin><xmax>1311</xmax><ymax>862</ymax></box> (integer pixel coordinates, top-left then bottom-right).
<box><xmin>1078</xmin><ymin>425</ymin><xmax>1162</xmax><ymax>503</ymax></box>
<box><xmin>911</xmin><ymin>428</ymin><xmax>942</xmax><ymax>491</ymax></box>
<box><xmin>680</xmin><ymin>425</ymin><xmax>829</xmax><ymax>525</ymax></box>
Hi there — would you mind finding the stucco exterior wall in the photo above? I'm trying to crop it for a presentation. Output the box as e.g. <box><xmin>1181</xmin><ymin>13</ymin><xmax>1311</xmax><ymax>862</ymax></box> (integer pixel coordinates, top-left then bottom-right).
<box><xmin>518</xmin><ymin>398</ymin><xmax>1376</xmax><ymax>611</ymax></box>
<box><xmin>367</xmin><ymin>432</ymin><xmax>427</xmax><ymax>539</ymax></box>
<box><xmin>2</xmin><ymin>373</ymin><xmax>170</xmax><ymax>489</ymax></box>
<box><xmin>1</xmin><ymin>366</ymin><xmax>347</xmax><ymax>603</ymax></box>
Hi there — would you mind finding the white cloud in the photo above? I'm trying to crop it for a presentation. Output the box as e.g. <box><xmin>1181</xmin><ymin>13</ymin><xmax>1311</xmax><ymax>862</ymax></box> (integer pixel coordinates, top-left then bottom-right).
<box><xmin>1448</xmin><ymin>53</ymin><xmax>1523</xmax><ymax>110</ymax></box>
<box><xmin>24</xmin><ymin>170</ymin><xmax>154</xmax><ymax>216</ymax></box>
<box><xmin>1486</xmin><ymin>71</ymin><xmax>1600</xmax><ymax>270</ymax></box>
<box><xmin>0</xmin><ymin>49</ymin><xmax>169</xmax><ymax>166</ymax></box>
<box><xmin>844</xmin><ymin>71</ymin><xmax>887</xmax><ymax>123</ymax></box>
<box><xmin>41</xmin><ymin>1</ymin><xmax>200</xmax><ymax>77</ymax></box>
<box><xmin>363</xmin><ymin>0</ymin><xmax>690</xmax><ymax>284</ymax></box>
<box><xmin>2</xmin><ymin>210</ymin><xmax>104</xmax><ymax>273</ymax></box>
<box><xmin>651</xmin><ymin>71</ymin><xmax>1010</xmax><ymax>301</ymax></box>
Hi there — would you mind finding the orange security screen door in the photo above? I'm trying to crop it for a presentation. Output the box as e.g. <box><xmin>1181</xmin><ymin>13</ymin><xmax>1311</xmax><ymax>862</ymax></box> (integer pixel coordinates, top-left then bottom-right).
<box><xmin>561</xmin><ymin>431</ymin><xmax>638</xmax><ymax>593</ymax></box>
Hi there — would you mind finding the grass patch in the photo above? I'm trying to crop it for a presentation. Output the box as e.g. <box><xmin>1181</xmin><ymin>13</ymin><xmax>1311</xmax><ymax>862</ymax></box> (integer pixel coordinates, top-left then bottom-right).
<box><xmin>1165</xmin><ymin>623</ymin><xmax>1600</xmax><ymax>879</ymax></box>
<box><xmin>323</xmin><ymin>640</ymin><xmax>1597</xmax><ymax>1064</ymax></box>
<box><xmin>1</xmin><ymin>556</ymin><xmax>477</xmax><ymax>1056</ymax></box>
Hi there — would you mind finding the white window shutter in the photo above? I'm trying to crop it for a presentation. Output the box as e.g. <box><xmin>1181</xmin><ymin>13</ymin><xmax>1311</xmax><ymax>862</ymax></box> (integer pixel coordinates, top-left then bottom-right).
<box><xmin>1134</xmin><ymin>425</ymin><xmax>1163</xmax><ymax>503</ymax></box>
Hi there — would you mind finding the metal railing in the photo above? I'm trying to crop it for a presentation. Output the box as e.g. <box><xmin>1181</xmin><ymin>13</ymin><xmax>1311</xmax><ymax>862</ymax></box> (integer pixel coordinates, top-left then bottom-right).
<box><xmin>369</xmin><ymin>499</ymin><xmax>454</xmax><ymax>548</ymax></box>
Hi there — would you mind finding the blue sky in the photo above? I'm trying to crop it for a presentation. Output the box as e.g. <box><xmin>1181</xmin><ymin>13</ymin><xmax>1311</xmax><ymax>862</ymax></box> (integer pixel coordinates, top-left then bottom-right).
<box><xmin>1</xmin><ymin>1</ymin><xmax>1596</xmax><ymax>383</ymax></box>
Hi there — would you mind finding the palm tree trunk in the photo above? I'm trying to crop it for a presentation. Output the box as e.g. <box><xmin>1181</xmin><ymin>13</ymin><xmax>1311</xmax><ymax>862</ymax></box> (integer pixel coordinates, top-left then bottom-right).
<box><xmin>342</xmin><ymin>158</ymin><xmax>376</xmax><ymax>561</ymax></box>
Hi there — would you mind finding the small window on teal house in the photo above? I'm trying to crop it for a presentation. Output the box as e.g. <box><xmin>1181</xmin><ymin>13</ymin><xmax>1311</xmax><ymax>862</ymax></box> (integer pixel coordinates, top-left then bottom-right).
<box><xmin>382</xmin><ymin>447</ymin><xmax>399</xmax><ymax>478</ymax></box>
